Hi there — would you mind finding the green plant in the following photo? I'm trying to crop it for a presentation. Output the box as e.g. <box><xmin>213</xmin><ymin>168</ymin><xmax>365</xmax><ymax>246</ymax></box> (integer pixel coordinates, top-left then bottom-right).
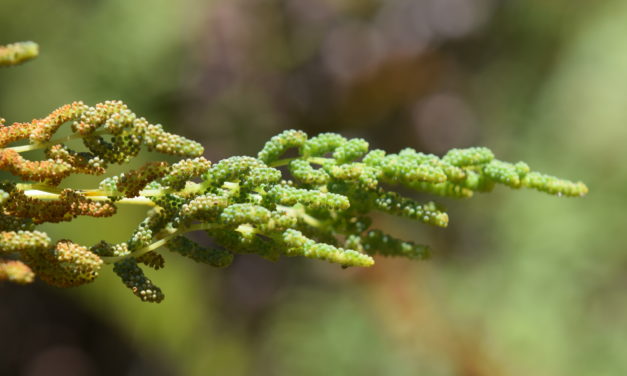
<box><xmin>0</xmin><ymin>42</ymin><xmax>588</xmax><ymax>302</ymax></box>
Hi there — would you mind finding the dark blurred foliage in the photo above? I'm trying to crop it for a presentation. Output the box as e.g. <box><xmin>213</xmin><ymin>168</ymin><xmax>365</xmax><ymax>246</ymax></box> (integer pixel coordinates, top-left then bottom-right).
<box><xmin>2</xmin><ymin>0</ymin><xmax>626</xmax><ymax>375</ymax></box>
<box><xmin>0</xmin><ymin>282</ymin><xmax>175</xmax><ymax>376</ymax></box>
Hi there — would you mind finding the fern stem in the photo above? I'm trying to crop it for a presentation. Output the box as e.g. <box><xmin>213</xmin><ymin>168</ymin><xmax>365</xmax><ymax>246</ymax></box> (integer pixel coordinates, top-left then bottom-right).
<box><xmin>8</xmin><ymin>129</ymin><xmax>107</xmax><ymax>153</ymax></box>
<box><xmin>101</xmin><ymin>223</ymin><xmax>219</xmax><ymax>264</ymax></box>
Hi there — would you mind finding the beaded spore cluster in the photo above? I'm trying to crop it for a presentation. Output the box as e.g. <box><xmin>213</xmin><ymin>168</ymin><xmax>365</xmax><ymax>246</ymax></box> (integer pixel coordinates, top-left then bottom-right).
<box><xmin>0</xmin><ymin>42</ymin><xmax>588</xmax><ymax>302</ymax></box>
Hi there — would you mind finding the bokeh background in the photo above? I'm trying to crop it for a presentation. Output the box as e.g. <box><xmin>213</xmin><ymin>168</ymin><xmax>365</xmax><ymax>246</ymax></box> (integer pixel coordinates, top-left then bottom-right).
<box><xmin>0</xmin><ymin>0</ymin><xmax>625</xmax><ymax>375</ymax></box>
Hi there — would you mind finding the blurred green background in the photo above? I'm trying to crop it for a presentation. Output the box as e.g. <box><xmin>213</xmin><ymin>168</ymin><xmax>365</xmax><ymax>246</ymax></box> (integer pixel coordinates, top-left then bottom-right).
<box><xmin>0</xmin><ymin>0</ymin><xmax>624</xmax><ymax>375</ymax></box>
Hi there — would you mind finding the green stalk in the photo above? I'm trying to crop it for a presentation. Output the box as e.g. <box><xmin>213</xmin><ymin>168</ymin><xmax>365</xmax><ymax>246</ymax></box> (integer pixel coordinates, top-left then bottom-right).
<box><xmin>8</xmin><ymin>129</ymin><xmax>108</xmax><ymax>153</ymax></box>
<box><xmin>101</xmin><ymin>223</ymin><xmax>220</xmax><ymax>264</ymax></box>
